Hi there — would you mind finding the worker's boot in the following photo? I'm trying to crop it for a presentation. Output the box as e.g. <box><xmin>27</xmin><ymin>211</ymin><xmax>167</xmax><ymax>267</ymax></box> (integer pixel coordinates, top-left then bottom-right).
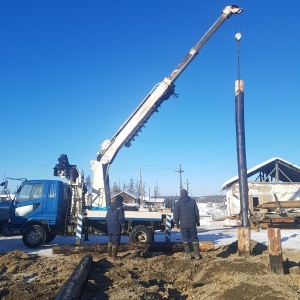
<box><xmin>112</xmin><ymin>245</ymin><xmax>118</xmax><ymax>261</ymax></box>
<box><xmin>183</xmin><ymin>242</ymin><xmax>191</xmax><ymax>259</ymax></box>
<box><xmin>192</xmin><ymin>242</ymin><xmax>201</xmax><ymax>260</ymax></box>
<box><xmin>107</xmin><ymin>242</ymin><xmax>112</xmax><ymax>258</ymax></box>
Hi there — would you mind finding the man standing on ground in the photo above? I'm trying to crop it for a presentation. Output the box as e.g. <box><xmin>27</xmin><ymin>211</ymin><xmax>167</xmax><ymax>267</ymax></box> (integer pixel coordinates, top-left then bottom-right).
<box><xmin>175</xmin><ymin>189</ymin><xmax>201</xmax><ymax>259</ymax></box>
<box><xmin>106</xmin><ymin>195</ymin><xmax>126</xmax><ymax>260</ymax></box>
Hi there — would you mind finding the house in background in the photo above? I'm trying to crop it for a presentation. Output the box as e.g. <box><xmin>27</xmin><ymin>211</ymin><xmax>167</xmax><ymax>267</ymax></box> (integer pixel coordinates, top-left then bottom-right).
<box><xmin>111</xmin><ymin>191</ymin><xmax>140</xmax><ymax>211</ymax></box>
<box><xmin>143</xmin><ymin>197</ymin><xmax>165</xmax><ymax>209</ymax></box>
<box><xmin>221</xmin><ymin>157</ymin><xmax>300</xmax><ymax>216</ymax></box>
<box><xmin>111</xmin><ymin>192</ymin><xmax>175</xmax><ymax>212</ymax></box>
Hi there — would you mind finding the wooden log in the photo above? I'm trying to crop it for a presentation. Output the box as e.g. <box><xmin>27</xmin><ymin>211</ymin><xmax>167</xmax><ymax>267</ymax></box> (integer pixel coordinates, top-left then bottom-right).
<box><xmin>238</xmin><ymin>227</ymin><xmax>251</xmax><ymax>256</ymax></box>
<box><xmin>257</xmin><ymin>200</ymin><xmax>300</xmax><ymax>209</ymax></box>
<box><xmin>266</xmin><ymin>217</ymin><xmax>296</xmax><ymax>223</ymax></box>
<box><xmin>52</xmin><ymin>243</ymin><xmax>149</xmax><ymax>254</ymax></box>
<box><xmin>52</xmin><ymin>241</ymin><xmax>214</xmax><ymax>255</ymax></box>
<box><xmin>267</xmin><ymin>227</ymin><xmax>283</xmax><ymax>274</ymax></box>
<box><xmin>199</xmin><ymin>241</ymin><xmax>214</xmax><ymax>252</ymax></box>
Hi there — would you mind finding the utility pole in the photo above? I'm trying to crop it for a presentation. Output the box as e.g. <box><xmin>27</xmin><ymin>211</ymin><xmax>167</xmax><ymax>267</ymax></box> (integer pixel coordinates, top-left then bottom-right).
<box><xmin>175</xmin><ymin>164</ymin><xmax>185</xmax><ymax>192</ymax></box>
<box><xmin>139</xmin><ymin>165</ymin><xmax>143</xmax><ymax>202</ymax></box>
<box><xmin>185</xmin><ymin>179</ymin><xmax>191</xmax><ymax>193</ymax></box>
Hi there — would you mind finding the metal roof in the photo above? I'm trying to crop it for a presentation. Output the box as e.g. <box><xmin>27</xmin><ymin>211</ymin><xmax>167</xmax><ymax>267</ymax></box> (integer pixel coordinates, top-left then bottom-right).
<box><xmin>221</xmin><ymin>157</ymin><xmax>300</xmax><ymax>191</ymax></box>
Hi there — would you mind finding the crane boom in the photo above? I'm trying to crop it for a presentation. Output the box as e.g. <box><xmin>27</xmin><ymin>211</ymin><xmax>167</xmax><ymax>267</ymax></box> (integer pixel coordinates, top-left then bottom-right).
<box><xmin>90</xmin><ymin>5</ymin><xmax>243</xmax><ymax>207</ymax></box>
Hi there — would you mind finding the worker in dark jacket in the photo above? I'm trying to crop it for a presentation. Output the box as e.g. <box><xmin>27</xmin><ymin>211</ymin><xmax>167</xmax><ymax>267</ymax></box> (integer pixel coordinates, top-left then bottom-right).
<box><xmin>174</xmin><ymin>189</ymin><xmax>201</xmax><ymax>259</ymax></box>
<box><xmin>106</xmin><ymin>195</ymin><xmax>126</xmax><ymax>260</ymax></box>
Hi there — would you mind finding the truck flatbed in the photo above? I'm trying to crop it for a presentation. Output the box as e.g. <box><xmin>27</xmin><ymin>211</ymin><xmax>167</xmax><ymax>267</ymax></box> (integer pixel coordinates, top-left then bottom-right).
<box><xmin>86</xmin><ymin>210</ymin><xmax>173</xmax><ymax>222</ymax></box>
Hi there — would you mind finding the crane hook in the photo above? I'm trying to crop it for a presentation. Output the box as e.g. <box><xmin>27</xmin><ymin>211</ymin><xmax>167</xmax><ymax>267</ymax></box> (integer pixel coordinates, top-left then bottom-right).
<box><xmin>235</xmin><ymin>32</ymin><xmax>242</xmax><ymax>43</ymax></box>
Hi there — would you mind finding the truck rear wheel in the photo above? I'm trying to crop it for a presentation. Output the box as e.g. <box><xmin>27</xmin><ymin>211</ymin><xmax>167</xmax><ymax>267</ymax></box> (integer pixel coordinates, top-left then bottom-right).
<box><xmin>22</xmin><ymin>225</ymin><xmax>46</xmax><ymax>248</ymax></box>
<box><xmin>129</xmin><ymin>225</ymin><xmax>153</xmax><ymax>243</ymax></box>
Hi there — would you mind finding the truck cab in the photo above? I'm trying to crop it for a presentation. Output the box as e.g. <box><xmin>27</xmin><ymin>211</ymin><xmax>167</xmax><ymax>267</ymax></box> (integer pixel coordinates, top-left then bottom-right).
<box><xmin>9</xmin><ymin>180</ymin><xmax>74</xmax><ymax>248</ymax></box>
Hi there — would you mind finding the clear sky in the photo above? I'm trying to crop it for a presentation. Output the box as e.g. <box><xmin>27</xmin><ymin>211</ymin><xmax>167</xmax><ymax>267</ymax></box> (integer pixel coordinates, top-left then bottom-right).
<box><xmin>1</xmin><ymin>1</ymin><xmax>299</xmax><ymax>197</ymax></box>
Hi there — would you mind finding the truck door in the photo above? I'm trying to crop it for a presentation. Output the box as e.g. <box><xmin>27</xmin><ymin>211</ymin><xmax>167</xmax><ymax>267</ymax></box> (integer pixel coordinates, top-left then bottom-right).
<box><xmin>10</xmin><ymin>181</ymin><xmax>44</xmax><ymax>228</ymax></box>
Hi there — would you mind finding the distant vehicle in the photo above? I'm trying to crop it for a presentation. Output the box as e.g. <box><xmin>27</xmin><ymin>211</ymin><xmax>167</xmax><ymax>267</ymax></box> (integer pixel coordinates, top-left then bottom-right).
<box><xmin>0</xmin><ymin>196</ymin><xmax>12</xmax><ymax>236</ymax></box>
<box><xmin>0</xmin><ymin>179</ymin><xmax>24</xmax><ymax>237</ymax></box>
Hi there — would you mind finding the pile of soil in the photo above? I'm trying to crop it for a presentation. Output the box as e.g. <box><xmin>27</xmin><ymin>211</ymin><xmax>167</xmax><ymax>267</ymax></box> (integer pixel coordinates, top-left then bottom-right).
<box><xmin>0</xmin><ymin>240</ymin><xmax>300</xmax><ymax>300</ymax></box>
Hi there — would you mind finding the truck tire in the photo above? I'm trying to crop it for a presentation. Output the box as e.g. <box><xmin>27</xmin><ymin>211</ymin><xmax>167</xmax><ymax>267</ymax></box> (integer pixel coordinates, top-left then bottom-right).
<box><xmin>44</xmin><ymin>232</ymin><xmax>57</xmax><ymax>243</ymax></box>
<box><xmin>0</xmin><ymin>221</ymin><xmax>11</xmax><ymax>237</ymax></box>
<box><xmin>129</xmin><ymin>225</ymin><xmax>153</xmax><ymax>243</ymax></box>
<box><xmin>22</xmin><ymin>225</ymin><xmax>46</xmax><ymax>248</ymax></box>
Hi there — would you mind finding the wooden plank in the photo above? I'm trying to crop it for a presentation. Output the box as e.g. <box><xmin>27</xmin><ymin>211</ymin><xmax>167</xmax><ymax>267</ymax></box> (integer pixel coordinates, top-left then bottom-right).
<box><xmin>249</xmin><ymin>219</ymin><xmax>259</xmax><ymax>231</ymax></box>
<box><xmin>273</xmin><ymin>193</ymin><xmax>284</xmax><ymax>214</ymax></box>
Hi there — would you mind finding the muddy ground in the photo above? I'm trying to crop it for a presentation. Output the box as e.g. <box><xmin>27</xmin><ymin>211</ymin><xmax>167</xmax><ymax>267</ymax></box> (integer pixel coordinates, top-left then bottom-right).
<box><xmin>0</xmin><ymin>240</ymin><xmax>300</xmax><ymax>300</ymax></box>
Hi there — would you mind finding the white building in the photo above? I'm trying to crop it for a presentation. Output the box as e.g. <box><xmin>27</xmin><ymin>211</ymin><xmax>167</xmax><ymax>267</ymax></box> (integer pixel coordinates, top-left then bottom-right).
<box><xmin>221</xmin><ymin>157</ymin><xmax>300</xmax><ymax>216</ymax></box>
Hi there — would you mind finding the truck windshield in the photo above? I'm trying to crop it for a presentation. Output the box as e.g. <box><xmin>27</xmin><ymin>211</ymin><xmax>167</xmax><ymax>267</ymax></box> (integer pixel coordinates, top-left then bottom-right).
<box><xmin>16</xmin><ymin>183</ymin><xmax>44</xmax><ymax>202</ymax></box>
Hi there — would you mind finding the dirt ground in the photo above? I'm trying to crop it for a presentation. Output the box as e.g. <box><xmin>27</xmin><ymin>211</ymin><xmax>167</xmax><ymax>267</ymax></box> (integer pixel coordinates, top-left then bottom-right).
<box><xmin>0</xmin><ymin>240</ymin><xmax>300</xmax><ymax>300</ymax></box>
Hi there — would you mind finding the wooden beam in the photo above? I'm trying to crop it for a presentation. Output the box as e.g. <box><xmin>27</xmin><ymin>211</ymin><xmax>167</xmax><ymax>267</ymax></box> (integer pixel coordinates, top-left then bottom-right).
<box><xmin>257</xmin><ymin>200</ymin><xmax>300</xmax><ymax>209</ymax></box>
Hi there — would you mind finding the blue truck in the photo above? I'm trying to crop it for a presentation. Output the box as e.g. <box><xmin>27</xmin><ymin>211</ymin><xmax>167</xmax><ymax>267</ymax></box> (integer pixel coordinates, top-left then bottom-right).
<box><xmin>5</xmin><ymin>178</ymin><xmax>172</xmax><ymax>248</ymax></box>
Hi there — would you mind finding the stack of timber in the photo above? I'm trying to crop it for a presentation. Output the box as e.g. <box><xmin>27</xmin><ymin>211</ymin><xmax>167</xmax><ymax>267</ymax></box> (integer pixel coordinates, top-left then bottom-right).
<box><xmin>256</xmin><ymin>201</ymin><xmax>300</xmax><ymax>209</ymax></box>
<box><xmin>251</xmin><ymin>215</ymin><xmax>300</xmax><ymax>229</ymax></box>
<box><xmin>251</xmin><ymin>200</ymin><xmax>300</xmax><ymax>229</ymax></box>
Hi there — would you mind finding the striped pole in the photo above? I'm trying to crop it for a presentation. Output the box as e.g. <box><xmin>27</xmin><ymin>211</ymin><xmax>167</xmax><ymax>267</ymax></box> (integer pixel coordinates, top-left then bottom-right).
<box><xmin>76</xmin><ymin>213</ymin><xmax>83</xmax><ymax>245</ymax></box>
<box><xmin>165</xmin><ymin>214</ymin><xmax>172</xmax><ymax>242</ymax></box>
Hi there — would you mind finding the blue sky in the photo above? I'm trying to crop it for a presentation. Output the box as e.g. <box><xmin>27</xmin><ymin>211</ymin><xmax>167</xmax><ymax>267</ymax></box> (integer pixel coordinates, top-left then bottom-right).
<box><xmin>1</xmin><ymin>1</ymin><xmax>299</xmax><ymax>197</ymax></box>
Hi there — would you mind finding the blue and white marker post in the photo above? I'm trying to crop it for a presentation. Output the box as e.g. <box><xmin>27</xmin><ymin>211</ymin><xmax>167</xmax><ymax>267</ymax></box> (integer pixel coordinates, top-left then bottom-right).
<box><xmin>165</xmin><ymin>214</ymin><xmax>172</xmax><ymax>242</ymax></box>
<box><xmin>76</xmin><ymin>213</ymin><xmax>83</xmax><ymax>245</ymax></box>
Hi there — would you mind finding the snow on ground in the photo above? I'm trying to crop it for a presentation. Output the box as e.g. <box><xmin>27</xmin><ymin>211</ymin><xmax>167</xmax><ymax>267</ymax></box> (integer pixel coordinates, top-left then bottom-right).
<box><xmin>0</xmin><ymin>203</ymin><xmax>299</xmax><ymax>257</ymax></box>
<box><xmin>1</xmin><ymin>226</ymin><xmax>299</xmax><ymax>257</ymax></box>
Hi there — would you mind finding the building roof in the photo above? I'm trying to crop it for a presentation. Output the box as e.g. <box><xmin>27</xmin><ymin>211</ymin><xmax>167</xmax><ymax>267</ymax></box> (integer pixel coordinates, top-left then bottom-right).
<box><xmin>111</xmin><ymin>191</ymin><xmax>139</xmax><ymax>199</ymax></box>
<box><xmin>145</xmin><ymin>197</ymin><xmax>165</xmax><ymax>203</ymax></box>
<box><xmin>221</xmin><ymin>157</ymin><xmax>300</xmax><ymax>191</ymax></box>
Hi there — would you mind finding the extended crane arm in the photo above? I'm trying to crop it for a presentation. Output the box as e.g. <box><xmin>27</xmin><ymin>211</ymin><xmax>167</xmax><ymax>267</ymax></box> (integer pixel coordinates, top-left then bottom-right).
<box><xmin>91</xmin><ymin>5</ymin><xmax>243</xmax><ymax>207</ymax></box>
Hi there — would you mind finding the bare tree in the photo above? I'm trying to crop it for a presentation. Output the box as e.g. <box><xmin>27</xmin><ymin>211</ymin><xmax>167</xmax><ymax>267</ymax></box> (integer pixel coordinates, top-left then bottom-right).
<box><xmin>111</xmin><ymin>182</ymin><xmax>121</xmax><ymax>196</ymax></box>
<box><xmin>127</xmin><ymin>178</ymin><xmax>135</xmax><ymax>194</ymax></box>
<box><xmin>154</xmin><ymin>183</ymin><xmax>160</xmax><ymax>198</ymax></box>
<box><xmin>85</xmin><ymin>175</ymin><xmax>92</xmax><ymax>193</ymax></box>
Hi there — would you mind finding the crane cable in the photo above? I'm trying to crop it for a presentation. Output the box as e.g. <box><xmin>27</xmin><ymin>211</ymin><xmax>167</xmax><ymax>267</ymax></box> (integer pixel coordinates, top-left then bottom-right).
<box><xmin>234</xmin><ymin>13</ymin><xmax>243</xmax><ymax>85</ymax></box>
<box><xmin>235</xmin><ymin>32</ymin><xmax>242</xmax><ymax>82</ymax></box>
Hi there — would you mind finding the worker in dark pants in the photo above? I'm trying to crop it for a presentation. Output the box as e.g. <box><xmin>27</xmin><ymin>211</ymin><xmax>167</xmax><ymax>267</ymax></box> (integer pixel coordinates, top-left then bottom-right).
<box><xmin>174</xmin><ymin>189</ymin><xmax>201</xmax><ymax>259</ymax></box>
<box><xmin>106</xmin><ymin>195</ymin><xmax>126</xmax><ymax>260</ymax></box>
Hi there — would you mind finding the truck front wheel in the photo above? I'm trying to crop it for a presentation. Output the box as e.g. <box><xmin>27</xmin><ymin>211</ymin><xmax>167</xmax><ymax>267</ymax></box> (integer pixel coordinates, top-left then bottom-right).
<box><xmin>129</xmin><ymin>225</ymin><xmax>153</xmax><ymax>243</ymax></box>
<box><xmin>22</xmin><ymin>225</ymin><xmax>46</xmax><ymax>248</ymax></box>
